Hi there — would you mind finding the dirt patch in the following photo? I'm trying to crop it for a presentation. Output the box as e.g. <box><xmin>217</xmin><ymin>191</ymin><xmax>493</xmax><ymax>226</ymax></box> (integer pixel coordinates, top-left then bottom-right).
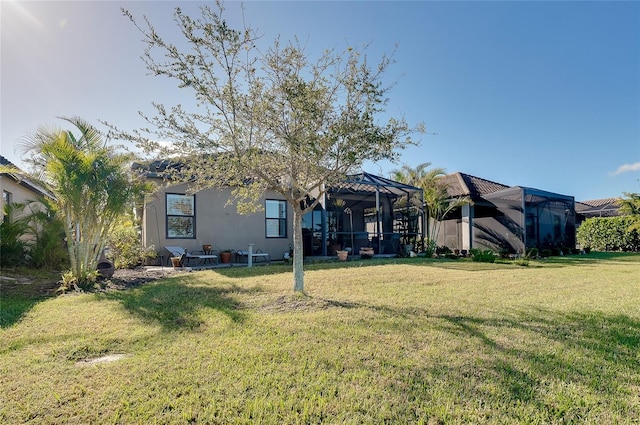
<box><xmin>75</xmin><ymin>353</ymin><xmax>127</xmax><ymax>366</ymax></box>
<box><xmin>100</xmin><ymin>267</ymin><xmax>177</xmax><ymax>290</ymax></box>
<box><xmin>256</xmin><ymin>295</ymin><xmax>335</xmax><ymax>312</ymax></box>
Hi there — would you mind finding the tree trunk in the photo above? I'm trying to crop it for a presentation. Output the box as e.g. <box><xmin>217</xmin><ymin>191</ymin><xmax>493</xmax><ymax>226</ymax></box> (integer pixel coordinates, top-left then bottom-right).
<box><xmin>292</xmin><ymin>206</ymin><xmax>305</xmax><ymax>293</ymax></box>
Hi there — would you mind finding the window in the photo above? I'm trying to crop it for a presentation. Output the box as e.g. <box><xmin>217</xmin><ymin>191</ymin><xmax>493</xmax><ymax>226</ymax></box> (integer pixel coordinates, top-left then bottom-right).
<box><xmin>265</xmin><ymin>199</ymin><xmax>287</xmax><ymax>238</ymax></box>
<box><xmin>2</xmin><ymin>191</ymin><xmax>11</xmax><ymax>223</ymax></box>
<box><xmin>166</xmin><ymin>193</ymin><xmax>195</xmax><ymax>238</ymax></box>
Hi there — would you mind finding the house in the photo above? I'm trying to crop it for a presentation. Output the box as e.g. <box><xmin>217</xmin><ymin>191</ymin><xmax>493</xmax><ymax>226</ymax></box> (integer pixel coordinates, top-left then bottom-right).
<box><xmin>134</xmin><ymin>161</ymin><xmax>424</xmax><ymax>262</ymax></box>
<box><xmin>576</xmin><ymin>198</ymin><xmax>621</xmax><ymax>222</ymax></box>
<box><xmin>435</xmin><ymin>172</ymin><xmax>576</xmax><ymax>254</ymax></box>
<box><xmin>0</xmin><ymin>155</ymin><xmax>51</xmax><ymax>220</ymax></box>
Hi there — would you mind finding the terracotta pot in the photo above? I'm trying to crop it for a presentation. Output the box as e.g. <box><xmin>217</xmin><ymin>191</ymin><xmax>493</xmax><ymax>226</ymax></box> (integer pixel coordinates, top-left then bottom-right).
<box><xmin>220</xmin><ymin>252</ymin><xmax>232</xmax><ymax>263</ymax></box>
<box><xmin>336</xmin><ymin>250</ymin><xmax>348</xmax><ymax>261</ymax></box>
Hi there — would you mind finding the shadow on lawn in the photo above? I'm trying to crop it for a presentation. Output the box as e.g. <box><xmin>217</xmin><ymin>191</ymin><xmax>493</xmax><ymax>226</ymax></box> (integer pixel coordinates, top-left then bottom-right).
<box><xmin>430</xmin><ymin>309</ymin><xmax>640</xmax><ymax>414</ymax></box>
<box><xmin>319</xmin><ymin>297</ymin><xmax>640</xmax><ymax>419</ymax></box>
<box><xmin>99</xmin><ymin>276</ymin><xmax>259</xmax><ymax>330</ymax></box>
<box><xmin>0</xmin><ymin>278</ymin><xmax>59</xmax><ymax>328</ymax></box>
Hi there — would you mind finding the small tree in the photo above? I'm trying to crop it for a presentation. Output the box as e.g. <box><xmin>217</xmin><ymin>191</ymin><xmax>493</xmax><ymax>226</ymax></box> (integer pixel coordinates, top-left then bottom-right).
<box><xmin>116</xmin><ymin>3</ymin><xmax>421</xmax><ymax>292</ymax></box>
<box><xmin>391</xmin><ymin>163</ymin><xmax>468</xmax><ymax>244</ymax></box>
<box><xmin>21</xmin><ymin>117</ymin><xmax>147</xmax><ymax>289</ymax></box>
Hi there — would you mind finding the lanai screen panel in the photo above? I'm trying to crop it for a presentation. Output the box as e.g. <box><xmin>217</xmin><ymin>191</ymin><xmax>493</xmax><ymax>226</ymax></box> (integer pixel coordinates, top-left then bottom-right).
<box><xmin>479</xmin><ymin>187</ymin><xmax>525</xmax><ymax>253</ymax></box>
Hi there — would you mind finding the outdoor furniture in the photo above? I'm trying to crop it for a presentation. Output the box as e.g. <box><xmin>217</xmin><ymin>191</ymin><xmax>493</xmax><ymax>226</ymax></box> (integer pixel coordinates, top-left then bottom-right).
<box><xmin>164</xmin><ymin>246</ymin><xmax>218</xmax><ymax>267</ymax></box>
<box><xmin>235</xmin><ymin>249</ymin><xmax>270</xmax><ymax>264</ymax></box>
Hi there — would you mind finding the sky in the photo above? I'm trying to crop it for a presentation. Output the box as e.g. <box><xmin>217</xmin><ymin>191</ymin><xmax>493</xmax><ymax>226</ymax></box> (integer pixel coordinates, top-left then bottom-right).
<box><xmin>1</xmin><ymin>1</ymin><xmax>639</xmax><ymax>202</ymax></box>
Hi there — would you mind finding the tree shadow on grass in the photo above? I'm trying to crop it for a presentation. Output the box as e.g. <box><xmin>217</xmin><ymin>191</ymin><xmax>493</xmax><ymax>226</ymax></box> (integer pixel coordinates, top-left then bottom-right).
<box><xmin>426</xmin><ymin>308</ymin><xmax>639</xmax><ymax>420</ymax></box>
<box><xmin>98</xmin><ymin>275</ymin><xmax>260</xmax><ymax>331</ymax></box>
<box><xmin>317</xmin><ymin>297</ymin><xmax>640</xmax><ymax>420</ymax></box>
<box><xmin>0</xmin><ymin>278</ymin><xmax>58</xmax><ymax>328</ymax></box>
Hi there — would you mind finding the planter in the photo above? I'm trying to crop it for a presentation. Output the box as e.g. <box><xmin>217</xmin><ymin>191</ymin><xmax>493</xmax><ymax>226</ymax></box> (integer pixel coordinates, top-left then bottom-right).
<box><xmin>202</xmin><ymin>244</ymin><xmax>212</xmax><ymax>253</ymax></box>
<box><xmin>170</xmin><ymin>256</ymin><xmax>183</xmax><ymax>269</ymax></box>
<box><xmin>97</xmin><ymin>261</ymin><xmax>115</xmax><ymax>278</ymax></box>
<box><xmin>328</xmin><ymin>244</ymin><xmax>342</xmax><ymax>256</ymax></box>
<box><xmin>220</xmin><ymin>252</ymin><xmax>232</xmax><ymax>263</ymax></box>
<box><xmin>336</xmin><ymin>250</ymin><xmax>349</xmax><ymax>261</ymax></box>
<box><xmin>359</xmin><ymin>247</ymin><xmax>374</xmax><ymax>259</ymax></box>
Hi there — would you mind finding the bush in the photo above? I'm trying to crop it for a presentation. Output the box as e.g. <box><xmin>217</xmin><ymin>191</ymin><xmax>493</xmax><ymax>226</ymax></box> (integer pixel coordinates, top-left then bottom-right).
<box><xmin>436</xmin><ymin>245</ymin><xmax>452</xmax><ymax>255</ymax></box>
<box><xmin>525</xmin><ymin>247</ymin><xmax>539</xmax><ymax>259</ymax></box>
<box><xmin>27</xmin><ymin>204</ymin><xmax>68</xmax><ymax>270</ymax></box>
<box><xmin>108</xmin><ymin>221</ymin><xmax>155</xmax><ymax>269</ymax></box>
<box><xmin>0</xmin><ymin>203</ymin><xmax>30</xmax><ymax>268</ymax></box>
<box><xmin>577</xmin><ymin>216</ymin><xmax>640</xmax><ymax>252</ymax></box>
<box><xmin>470</xmin><ymin>248</ymin><xmax>495</xmax><ymax>263</ymax></box>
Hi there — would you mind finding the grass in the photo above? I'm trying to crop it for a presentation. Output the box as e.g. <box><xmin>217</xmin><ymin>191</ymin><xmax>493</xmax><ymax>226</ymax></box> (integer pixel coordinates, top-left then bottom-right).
<box><xmin>1</xmin><ymin>252</ymin><xmax>639</xmax><ymax>424</ymax></box>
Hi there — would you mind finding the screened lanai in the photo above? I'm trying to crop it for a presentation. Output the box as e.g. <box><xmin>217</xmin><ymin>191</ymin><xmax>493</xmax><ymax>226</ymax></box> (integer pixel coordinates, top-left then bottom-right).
<box><xmin>302</xmin><ymin>172</ymin><xmax>424</xmax><ymax>256</ymax></box>
<box><xmin>481</xmin><ymin>186</ymin><xmax>576</xmax><ymax>253</ymax></box>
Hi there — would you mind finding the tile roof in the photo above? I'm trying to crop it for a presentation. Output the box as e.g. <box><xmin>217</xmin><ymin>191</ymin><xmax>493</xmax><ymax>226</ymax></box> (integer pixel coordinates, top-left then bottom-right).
<box><xmin>578</xmin><ymin>198</ymin><xmax>620</xmax><ymax>208</ymax></box>
<box><xmin>0</xmin><ymin>155</ymin><xmax>52</xmax><ymax>198</ymax></box>
<box><xmin>576</xmin><ymin>198</ymin><xmax>620</xmax><ymax>217</ymax></box>
<box><xmin>438</xmin><ymin>172</ymin><xmax>510</xmax><ymax>198</ymax></box>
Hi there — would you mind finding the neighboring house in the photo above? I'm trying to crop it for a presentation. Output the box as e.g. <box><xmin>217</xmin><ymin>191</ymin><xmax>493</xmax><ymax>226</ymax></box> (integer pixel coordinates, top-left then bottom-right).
<box><xmin>576</xmin><ymin>198</ymin><xmax>621</xmax><ymax>223</ymax></box>
<box><xmin>0</xmin><ymin>155</ymin><xmax>51</xmax><ymax>221</ymax></box>
<box><xmin>134</xmin><ymin>161</ymin><xmax>424</xmax><ymax>262</ymax></box>
<box><xmin>435</xmin><ymin>172</ymin><xmax>576</xmax><ymax>254</ymax></box>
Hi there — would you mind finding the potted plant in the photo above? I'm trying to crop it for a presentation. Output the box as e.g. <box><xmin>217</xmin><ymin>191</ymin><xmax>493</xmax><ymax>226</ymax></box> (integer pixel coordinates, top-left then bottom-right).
<box><xmin>220</xmin><ymin>249</ymin><xmax>233</xmax><ymax>264</ymax></box>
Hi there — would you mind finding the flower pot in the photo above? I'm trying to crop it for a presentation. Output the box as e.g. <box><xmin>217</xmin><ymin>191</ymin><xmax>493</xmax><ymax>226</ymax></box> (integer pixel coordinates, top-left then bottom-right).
<box><xmin>359</xmin><ymin>247</ymin><xmax>374</xmax><ymax>259</ymax></box>
<box><xmin>220</xmin><ymin>252</ymin><xmax>232</xmax><ymax>263</ymax></box>
<box><xmin>97</xmin><ymin>261</ymin><xmax>115</xmax><ymax>278</ymax></box>
<box><xmin>336</xmin><ymin>250</ymin><xmax>348</xmax><ymax>261</ymax></box>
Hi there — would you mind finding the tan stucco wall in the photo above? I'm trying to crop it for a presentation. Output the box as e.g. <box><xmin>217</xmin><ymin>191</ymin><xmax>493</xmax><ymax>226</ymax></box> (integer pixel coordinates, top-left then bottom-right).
<box><xmin>142</xmin><ymin>182</ymin><xmax>293</xmax><ymax>261</ymax></box>
<box><xmin>0</xmin><ymin>175</ymin><xmax>44</xmax><ymax>219</ymax></box>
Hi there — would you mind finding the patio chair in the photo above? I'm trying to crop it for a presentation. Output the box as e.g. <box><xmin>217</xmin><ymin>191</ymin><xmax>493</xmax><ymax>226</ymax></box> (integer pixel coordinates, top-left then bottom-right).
<box><xmin>164</xmin><ymin>246</ymin><xmax>218</xmax><ymax>267</ymax></box>
<box><xmin>235</xmin><ymin>248</ymin><xmax>270</xmax><ymax>264</ymax></box>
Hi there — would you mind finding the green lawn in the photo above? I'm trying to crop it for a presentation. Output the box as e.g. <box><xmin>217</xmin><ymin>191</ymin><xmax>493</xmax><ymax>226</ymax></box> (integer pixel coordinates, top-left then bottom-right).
<box><xmin>1</xmin><ymin>252</ymin><xmax>639</xmax><ymax>424</ymax></box>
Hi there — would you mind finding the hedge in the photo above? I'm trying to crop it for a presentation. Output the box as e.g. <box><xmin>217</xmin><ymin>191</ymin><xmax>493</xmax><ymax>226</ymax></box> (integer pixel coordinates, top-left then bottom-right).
<box><xmin>576</xmin><ymin>216</ymin><xmax>640</xmax><ymax>252</ymax></box>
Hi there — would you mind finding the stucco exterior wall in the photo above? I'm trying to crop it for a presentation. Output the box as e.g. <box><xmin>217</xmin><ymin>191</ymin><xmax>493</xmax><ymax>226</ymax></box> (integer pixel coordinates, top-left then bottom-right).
<box><xmin>1</xmin><ymin>175</ymin><xmax>43</xmax><ymax>219</ymax></box>
<box><xmin>142</xmin><ymin>182</ymin><xmax>293</xmax><ymax>261</ymax></box>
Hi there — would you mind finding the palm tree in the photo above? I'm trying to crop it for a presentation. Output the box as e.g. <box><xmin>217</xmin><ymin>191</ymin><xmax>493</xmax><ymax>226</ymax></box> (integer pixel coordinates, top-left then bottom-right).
<box><xmin>20</xmin><ymin>116</ymin><xmax>146</xmax><ymax>289</ymax></box>
<box><xmin>391</xmin><ymin>163</ymin><xmax>468</xmax><ymax>246</ymax></box>
<box><xmin>618</xmin><ymin>190</ymin><xmax>640</xmax><ymax>231</ymax></box>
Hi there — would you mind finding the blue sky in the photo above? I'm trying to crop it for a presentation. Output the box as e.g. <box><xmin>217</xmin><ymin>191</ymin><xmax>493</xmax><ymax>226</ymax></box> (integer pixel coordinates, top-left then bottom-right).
<box><xmin>2</xmin><ymin>1</ymin><xmax>638</xmax><ymax>201</ymax></box>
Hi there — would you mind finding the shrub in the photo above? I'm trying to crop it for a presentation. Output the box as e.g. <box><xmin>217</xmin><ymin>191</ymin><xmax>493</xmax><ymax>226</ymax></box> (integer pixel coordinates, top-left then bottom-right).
<box><xmin>470</xmin><ymin>248</ymin><xmax>495</xmax><ymax>263</ymax></box>
<box><xmin>107</xmin><ymin>221</ymin><xmax>155</xmax><ymax>269</ymax></box>
<box><xmin>436</xmin><ymin>245</ymin><xmax>452</xmax><ymax>255</ymax></box>
<box><xmin>525</xmin><ymin>247</ymin><xmax>539</xmax><ymax>259</ymax></box>
<box><xmin>498</xmin><ymin>248</ymin><xmax>511</xmax><ymax>259</ymax></box>
<box><xmin>540</xmin><ymin>249</ymin><xmax>552</xmax><ymax>258</ymax></box>
<box><xmin>0</xmin><ymin>203</ymin><xmax>30</xmax><ymax>268</ymax></box>
<box><xmin>27</xmin><ymin>203</ymin><xmax>68</xmax><ymax>270</ymax></box>
<box><xmin>577</xmin><ymin>216</ymin><xmax>640</xmax><ymax>252</ymax></box>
